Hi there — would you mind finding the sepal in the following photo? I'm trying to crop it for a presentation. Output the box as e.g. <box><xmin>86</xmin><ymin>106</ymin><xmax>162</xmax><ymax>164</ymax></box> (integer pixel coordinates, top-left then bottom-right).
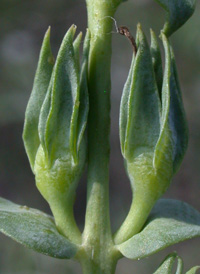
<box><xmin>153</xmin><ymin>252</ymin><xmax>181</xmax><ymax>274</ymax></box>
<box><xmin>120</xmin><ymin>24</ymin><xmax>161</xmax><ymax>162</ymax></box>
<box><xmin>150</xmin><ymin>29</ymin><xmax>163</xmax><ymax>95</ymax></box>
<box><xmin>23</xmin><ymin>27</ymin><xmax>54</xmax><ymax>171</ymax></box>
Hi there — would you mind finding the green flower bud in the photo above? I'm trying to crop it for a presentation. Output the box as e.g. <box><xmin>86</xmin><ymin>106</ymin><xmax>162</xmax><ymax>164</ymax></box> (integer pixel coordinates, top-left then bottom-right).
<box><xmin>154</xmin><ymin>0</ymin><xmax>196</xmax><ymax>37</ymax></box>
<box><xmin>23</xmin><ymin>25</ymin><xmax>90</xmax><ymax>241</ymax></box>
<box><xmin>117</xmin><ymin>24</ymin><xmax>188</xmax><ymax>242</ymax></box>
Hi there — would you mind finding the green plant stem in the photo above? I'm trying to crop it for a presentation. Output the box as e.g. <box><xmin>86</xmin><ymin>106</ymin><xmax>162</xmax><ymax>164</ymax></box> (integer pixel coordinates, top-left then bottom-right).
<box><xmin>114</xmin><ymin>195</ymin><xmax>153</xmax><ymax>244</ymax></box>
<box><xmin>50</xmin><ymin>199</ymin><xmax>82</xmax><ymax>244</ymax></box>
<box><xmin>81</xmin><ymin>0</ymin><xmax>121</xmax><ymax>272</ymax></box>
<box><xmin>79</xmin><ymin>251</ymin><xmax>119</xmax><ymax>274</ymax></box>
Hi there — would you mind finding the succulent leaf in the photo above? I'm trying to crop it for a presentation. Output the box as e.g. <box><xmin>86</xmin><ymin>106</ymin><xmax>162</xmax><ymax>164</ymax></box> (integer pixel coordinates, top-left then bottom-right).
<box><xmin>0</xmin><ymin>197</ymin><xmax>77</xmax><ymax>259</ymax></box>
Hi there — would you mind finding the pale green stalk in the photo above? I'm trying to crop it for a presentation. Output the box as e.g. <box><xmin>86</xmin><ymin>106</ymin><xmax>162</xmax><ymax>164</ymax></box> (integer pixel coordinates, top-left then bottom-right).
<box><xmin>79</xmin><ymin>0</ymin><xmax>122</xmax><ymax>272</ymax></box>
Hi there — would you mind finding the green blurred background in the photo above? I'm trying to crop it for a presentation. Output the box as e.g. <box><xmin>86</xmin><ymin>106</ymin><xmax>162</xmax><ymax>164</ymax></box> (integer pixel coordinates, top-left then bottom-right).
<box><xmin>0</xmin><ymin>0</ymin><xmax>200</xmax><ymax>273</ymax></box>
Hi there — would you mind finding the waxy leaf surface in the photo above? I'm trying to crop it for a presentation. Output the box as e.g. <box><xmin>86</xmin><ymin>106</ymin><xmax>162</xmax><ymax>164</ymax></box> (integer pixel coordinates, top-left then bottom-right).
<box><xmin>0</xmin><ymin>197</ymin><xmax>77</xmax><ymax>259</ymax></box>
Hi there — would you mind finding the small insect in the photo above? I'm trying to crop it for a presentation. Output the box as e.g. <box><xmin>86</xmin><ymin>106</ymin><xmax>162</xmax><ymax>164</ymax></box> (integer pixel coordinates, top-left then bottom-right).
<box><xmin>103</xmin><ymin>16</ymin><xmax>137</xmax><ymax>55</ymax></box>
<box><xmin>118</xmin><ymin>26</ymin><xmax>137</xmax><ymax>55</ymax></box>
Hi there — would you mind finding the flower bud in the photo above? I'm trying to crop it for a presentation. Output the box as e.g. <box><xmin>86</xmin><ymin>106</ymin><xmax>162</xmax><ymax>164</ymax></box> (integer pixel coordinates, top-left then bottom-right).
<box><xmin>23</xmin><ymin>26</ymin><xmax>90</xmax><ymax>238</ymax></box>
<box><xmin>118</xmin><ymin>24</ymin><xmax>188</xmax><ymax>237</ymax></box>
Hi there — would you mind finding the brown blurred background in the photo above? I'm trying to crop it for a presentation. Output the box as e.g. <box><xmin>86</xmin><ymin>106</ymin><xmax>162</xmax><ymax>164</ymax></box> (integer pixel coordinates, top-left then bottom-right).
<box><xmin>0</xmin><ymin>0</ymin><xmax>200</xmax><ymax>273</ymax></box>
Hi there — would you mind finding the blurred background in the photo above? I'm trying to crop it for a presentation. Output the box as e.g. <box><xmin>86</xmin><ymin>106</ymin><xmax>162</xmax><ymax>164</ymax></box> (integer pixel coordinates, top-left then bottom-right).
<box><xmin>0</xmin><ymin>0</ymin><xmax>200</xmax><ymax>273</ymax></box>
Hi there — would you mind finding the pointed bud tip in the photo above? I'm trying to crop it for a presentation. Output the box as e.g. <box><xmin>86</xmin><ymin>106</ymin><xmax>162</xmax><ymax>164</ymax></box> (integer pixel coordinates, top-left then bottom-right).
<box><xmin>43</xmin><ymin>26</ymin><xmax>51</xmax><ymax>41</ymax></box>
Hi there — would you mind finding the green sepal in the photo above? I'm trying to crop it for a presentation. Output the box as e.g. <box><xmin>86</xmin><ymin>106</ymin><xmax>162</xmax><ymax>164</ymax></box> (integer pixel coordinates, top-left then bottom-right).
<box><xmin>150</xmin><ymin>29</ymin><xmax>163</xmax><ymax>95</ymax></box>
<box><xmin>23</xmin><ymin>27</ymin><xmax>54</xmax><ymax>171</ymax></box>
<box><xmin>154</xmin><ymin>33</ymin><xmax>188</xmax><ymax>176</ymax></box>
<box><xmin>176</xmin><ymin>256</ymin><xmax>184</xmax><ymax>274</ymax></box>
<box><xmin>154</xmin><ymin>253</ymin><xmax>199</xmax><ymax>274</ymax></box>
<box><xmin>120</xmin><ymin>24</ymin><xmax>161</xmax><ymax>161</ymax></box>
<box><xmin>69</xmin><ymin>31</ymin><xmax>83</xmax><ymax>165</ymax></box>
<box><xmin>73</xmin><ymin>32</ymin><xmax>83</xmax><ymax>74</ymax></box>
<box><xmin>154</xmin><ymin>0</ymin><xmax>196</xmax><ymax>36</ymax></box>
<box><xmin>77</xmin><ymin>29</ymin><xmax>90</xmax><ymax>151</ymax></box>
<box><xmin>117</xmin><ymin>199</ymin><xmax>200</xmax><ymax>260</ymax></box>
<box><xmin>0</xmin><ymin>197</ymin><xmax>77</xmax><ymax>259</ymax></box>
<box><xmin>153</xmin><ymin>32</ymin><xmax>173</xmax><ymax>181</ymax></box>
<box><xmin>153</xmin><ymin>252</ymin><xmax>178</xmax><ymax>274</ymax></box>
<box><xmin>169</xmin><ymin>44</ymin><xmax>188</xmax><ymax>173</ymax></box>
<box><xmin>119</xmin><ymin>53</ymin><xmax>135</xmax><ymax>156</ymax></box>
<box><xmin>39</xmin><ymin>24</ymin><xmax>79</xmax><ymax>165</ymax></box>
<box><xmin>153</xmin><ymin>253</ymin><xmax>183</xmax><ymax>274</ymax></box>
<box><xmin>186</xmin><ymin>266</ymin><xmax>200</xmax><ymax>274</ymax></box>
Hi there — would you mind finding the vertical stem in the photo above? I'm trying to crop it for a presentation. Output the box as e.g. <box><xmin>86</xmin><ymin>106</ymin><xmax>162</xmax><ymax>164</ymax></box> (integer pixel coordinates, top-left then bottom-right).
<box><xmin>80</xmin><ymin>254</ymin><xmax>118</xmax><ymax>274</ymax></box>
<box><xmin>81</xmin><ymin>0</ymin><xmax>121</xmax><ymax>272</ymax></box>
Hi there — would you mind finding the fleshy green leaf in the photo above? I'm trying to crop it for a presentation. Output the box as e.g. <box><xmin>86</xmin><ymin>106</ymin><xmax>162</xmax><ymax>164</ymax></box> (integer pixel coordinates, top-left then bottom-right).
<box><xmin>154</xmin><ymin>0</ymin><xmax>196</xmax><ymax>36</ymax></box>
<box><xmin>0</xmin><ymin>197</ymin><xmax>77</xmax><ymax>259</ymax></box>
<box><xmin>117</xmin><ymin>199</ymin><xmax>200</xmax><ymax>259</ymax></box>
<box><xmin>186</xmin><ymin>266</ymin><xmax>200</xmax><ymax>274</ymax></box>
<box><xmin>23</xmin><ymin>27</ymin><xmax>54</xmax><ymax>171</ymax></box>
<box><xmin>153</xmin><ymin>253</ymin><xmax>177</xmax><ymax>274</ymax></box>
<box><xmin>120</xmin><ymin>24</ymin><xmax>161</xmax><ymax>161</ymax></box>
